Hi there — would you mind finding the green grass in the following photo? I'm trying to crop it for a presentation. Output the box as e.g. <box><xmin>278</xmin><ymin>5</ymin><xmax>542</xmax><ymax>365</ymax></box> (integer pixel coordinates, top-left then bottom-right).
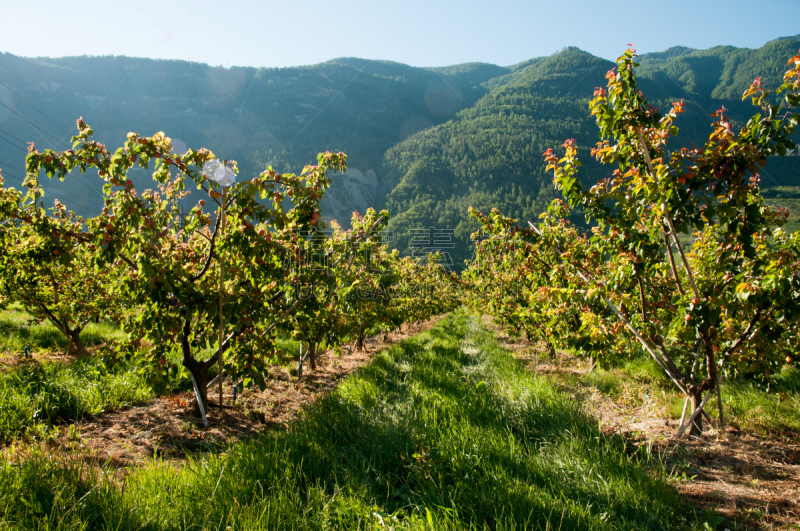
<box><xmin>761</xmin><ymin>186</ymin><xmax>800</xmax><ymax>199</ymax></box>
<box><xmin>0</xmin><ymin>305</ymin><xmax>153</xmax><ymax>445</ymax></box>
<box><xmin>0</xmin><ymin>305</ymin><xmax>125</xmax><ymax>355</ymax></box>
<box><xmin>0</xmin><ymin>310</ymin><xmax>692</xmax><ymax>530</ymax></box>
<box><xmin>763</xmin><ymin>186</ymin><xmax>800</xmax><ymax>234</ymax></box>
<box><xmin>624</xmin><ymin>358</ymin><xmax>800</xmax><ymax>435</ymax></box>
<box><xmin>582</xmin><ymin>371</ymin><xmax>625</xmax><ymax>397</ymax></box>
<box><xmin>0</xmin><ymin>355</ymin><xmax>153</xmax><ymax>445</ymax></box>
<box><xmin>718</xmin><ymin>367</ymin><xmax>800</xmax><ymax>434</ymax></box>
<box><xmin>578</xmin><ymin>355</ymin><xmax>800</xmax><ymax>437</ymax></box>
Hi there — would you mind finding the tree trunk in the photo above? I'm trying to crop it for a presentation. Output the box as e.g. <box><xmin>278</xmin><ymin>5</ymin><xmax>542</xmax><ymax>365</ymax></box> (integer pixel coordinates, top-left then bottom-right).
<box><xmin>356</xmin><ymin>329</ymin><xmax>365</xmax><ymax>351</ymax></box>
<box><xmin>308</xmin><ymin>342</ymin><xmax>317</xmax><ymax>371</ymax></box>
<box><xmin>688</xmin><ymin>387</ymin><xmax>704</xmax><ymax>437</ymax></box>
<box><xmin>186</xmin><ymin>359</ymin><xmax>209</xmax><ymax>417</ymax></box>
<box><xmin>180</xmin><ymin>318</ymin><xmax>209</xmax><ymax>417</ymax></box>
<box><xmin>688</xmin><ymin>329</ymin><xmax>719</xmax><ymax>437</ymax></box>
<box><xmin>67</xmin><ymin>329</ymin><xmax>88</xmax><ymax>356</ymax></box>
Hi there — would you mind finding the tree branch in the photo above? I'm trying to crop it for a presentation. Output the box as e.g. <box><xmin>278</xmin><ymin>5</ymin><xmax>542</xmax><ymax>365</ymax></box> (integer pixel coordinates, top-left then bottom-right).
<box><xmin>663</xmin><ymin>228</ymin><xmax>686</xmax><ymax>297</ymax></box>
<box><xmin>200</xmin><ymin>297</ymin><xmax>303</xmax><ymax>371</ymax></box>
<box><xmin>635</xmin><ymin>272</ymin><xmax>647</xmax><ymax>320</ymax></box>
<box><xmin>528</xmin><ymin>220</ymin><xmax>689</xmax><ymax>396</ymax></box>
<box><xmin>117</xmin><ymin>252</ymin><xmax>138</xmax><ymax>270</ymax></box>
<box><xmin>190</xmin><ymin>212</ymin><xmax>223</xmax><ymax>282</ymax></box>
<box><xmin>720</xmin><ymin>308</ymin><xmax>769</xmax><ymax>362</ymax></box>
<box><xmin>35</xmin><ymin>301</ymin><xmax>64</xmax><ymax>332</ymax></box>
<box><xmin>675</xmin><ymin>374</ymin><xmax>724</xmax><ymax>440</ymax></box>
<box><xmin>636</xmin><ymin>128</ymin><xmax>699</xmax><ymax>298</ymax></box>
<box><xmin>329</xmin><ymin>215</ymin><xmax>386</xmax><ymax>270</ymax></box>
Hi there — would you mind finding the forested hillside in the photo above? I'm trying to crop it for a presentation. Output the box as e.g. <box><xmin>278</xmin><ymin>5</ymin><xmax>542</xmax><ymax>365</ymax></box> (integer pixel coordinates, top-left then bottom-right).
<box><xmin>382</xmin><ymin>36</ymin><xmax>800</xmax><ymax>265</ymax></box>
<box><xmin>0</xmin><ymin>36</ymin><xmax>798</xmax><ymax>265</ymax></box>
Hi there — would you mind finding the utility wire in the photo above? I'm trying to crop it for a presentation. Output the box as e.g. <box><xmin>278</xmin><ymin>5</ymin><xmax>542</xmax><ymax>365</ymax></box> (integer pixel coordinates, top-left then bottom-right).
<box><xmin>0</xmin><ymin>84</ymin><xmax>129</xmax><ymax>213</ymax></box>
<box><xmin>45</xmin><ymin>185</ymin><xmax>103</xmax><ymax>207</ymax></box>
<box><xmin>0</xmin><ymin>81</ymin><xmax>73</xmax><ymax>136</ymax></box>
<box><xmin>0</xmin><ymin>158</ymin><xmax>26</xmax><ymax>174</ymax></box>
<box><xmin>0</xmin><ymin>129</ymin><xmax>104</xmax><ymax>206</ymax></box>
<box><xmin>0</xmin><ymin>97</ymin><xmax>108</xmax><ymax>204</ymax></box>
<box><xmin>0</xmin><ymin>168</ymin><xmax>32</xmax><ymax>191</ymax></box>
<box><xmin>0</xmin><ymin>160</ymin><xmax>98</xmax><ymax>206</ymax></box>
<box><xmin>0</xmin><ymin>133</ymin><xmax>27</xmax><ymax>152</ymax></box>
<box><xmin>0</xmin><ymin>126</ymin><xmax>29</xmax><ymax>147</ymax></box>
<box><xmin>0</xmin><ymin>99</ymin><xmax>69</xmax><ymax>149</ymax></box>
<box><xmin>0</xmin><ymin>166</ymin><xmax>24</xmax><ymax>181</ymax></box>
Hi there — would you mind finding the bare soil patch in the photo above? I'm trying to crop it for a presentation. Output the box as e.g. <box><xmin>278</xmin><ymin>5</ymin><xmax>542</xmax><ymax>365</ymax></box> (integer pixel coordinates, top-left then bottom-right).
<box><xmin>30</xmin><ymin>317</ymin><xmax>447</xmax><ymax>473</ymax></box>
<box><xmin>0</xmin><ymin>349</ymin><xmax>81</xmax><ymax>373</ymax></box>
<box><xmin>483</xmin><ymin>315</ymin><xmax>800</xmax><ymax>530</ymax></box>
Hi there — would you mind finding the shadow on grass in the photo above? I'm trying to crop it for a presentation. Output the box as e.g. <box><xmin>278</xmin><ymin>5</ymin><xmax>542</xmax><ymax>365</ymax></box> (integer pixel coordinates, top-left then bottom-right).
<box><xmin>1</xmin><ymin>311</ymin><xmax>689</xmax><ymax>530</ymax></box>
<box><xmin>0</xmin><ymin>307</ymin><xmax>125</xmax><ymax>354</ymax></box>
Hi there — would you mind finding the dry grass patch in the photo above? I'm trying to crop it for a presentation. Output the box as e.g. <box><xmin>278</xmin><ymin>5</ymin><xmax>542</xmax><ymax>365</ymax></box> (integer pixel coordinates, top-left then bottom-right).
<box><xmin>483</xmin><ymin>315</ymin><xmax>800</xmax><ymax>530</ymax></box>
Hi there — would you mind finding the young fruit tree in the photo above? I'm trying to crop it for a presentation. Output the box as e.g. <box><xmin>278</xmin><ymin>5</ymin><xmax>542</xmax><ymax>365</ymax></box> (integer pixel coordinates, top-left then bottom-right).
<box><xmin>390</xmin><ymin>251</ymin><xmax>461</xmax><ymax>328</ymax></box>
<box><xmin>464</xmin><ymin>204</ymin><xmax>620</xmax><ymax>361</ymax></box>
<box><xmin>539</xmin><ymin>46</ymin><xmax>800</xmax><ymax>436</ymax></box>
<box><xmin>23</xmin><ymin>119</ymin><xmax>347</xmax><ymax>413</ymax></box>
<box><xmin>284</xmin><ymin>207</ymin><xmax>391</xmax><ymax>371</ymax></box>
<box><xmin>331</xmin><ymin>209</ymin><xmax>398</xmax><ymax>352</ymax></box>
<box><xmin>0</xmin><ymin>171</ymin><xmax>125</xmax><ymax>355</ymax></box>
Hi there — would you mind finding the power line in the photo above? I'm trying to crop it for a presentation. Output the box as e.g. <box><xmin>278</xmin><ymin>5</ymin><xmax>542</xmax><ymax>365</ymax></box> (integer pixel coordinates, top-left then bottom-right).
<box><xmin>0</xmin><ymin>81</ymin><xmax>73</xmax><ymax>136</ymax></box>
<box><xmin>0</xmin><ymin>96</ymin><xmax>110</xmax><ymax>203</ymax></box>
<box><xmin>44</xmin><ymin>184</ymin><xmax>105</xmax><ymax>208</ymax></box>
<box><xmin>0</xmin><ymin>98</ymin><xmax>69</xmax><ymax>149</ymax></box>
<box><xmin>0</xmin><ymin>126</ymin><xmax>29</xmax><ymax>147</ymax></box>
<box><xmin>0</xmin><ymin>133</ymin><xmax>26</xmax><ymax>152</ymax></box>
<box><xmin>0</xmin><ymin>166</ymin><xmax>25</xmax><ymax>186</ymax></box>
<box><xmin>0</xmin><ymin>89</ymin><xmax>128</xmax><ymax>212</ymax></box>
<box><xmin>129</xmin><ymin>0</ymin><xmax>295</xmax><ymax>168</ymax></box>
<box><xmin>0</xmin><ymin>136</ymin><xmax>106</xmax><ymax>207</ymax></box>
<box><xmin>39</xmin><ymin>167</ymin><xmax>107</xmax><ymax>207</ymax></box>
<box><xmin>0</xmin><ymin>158</ymin><xmax>25</xmax><ymax>174</ymax></box>
<box><xmin>0</xmin><ymin>161</ymin><xmax>100</xmax><ymax>207</ymax></box>
<box><xmin>0</xmin><ymin>165</ymin><xmax>23</xmax><ymax>177</ymax></box>
<box><xmin>67</xmin><ymin>0</ymin><xmax>206</xmax><ymax>139</ymax></box>
<box><xmin>27</xmin><ymin>177</ymin><xmax>104</xmax><ymax>207</ymax></box>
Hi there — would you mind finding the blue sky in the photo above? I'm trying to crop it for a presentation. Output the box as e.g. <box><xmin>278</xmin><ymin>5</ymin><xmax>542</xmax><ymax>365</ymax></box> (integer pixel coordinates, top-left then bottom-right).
<box><xmin>1</xmin><ymin>0</ymin><xmax>798</xmax><ymax>68</ymax></box>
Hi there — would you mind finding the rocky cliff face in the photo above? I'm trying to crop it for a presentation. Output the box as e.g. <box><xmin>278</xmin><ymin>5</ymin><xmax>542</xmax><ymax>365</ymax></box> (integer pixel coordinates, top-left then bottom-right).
<box><xmin>321</xmin><ymin>167</ymin><xmax>380</xmax><ymax>225</ymax></box>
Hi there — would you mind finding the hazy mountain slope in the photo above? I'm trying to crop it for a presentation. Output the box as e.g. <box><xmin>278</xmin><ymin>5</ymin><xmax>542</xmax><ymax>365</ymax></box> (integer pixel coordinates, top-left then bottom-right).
<box><xmin>636</xmin><ymin>35</ymin><xmax>800</xmax><ymax>99</ymax></box>
<box><xmin>0</xmin><ymin>53</ymin><xmax>489</xmax><ymax>220</ymax></box>
<box><xmin>382</xmin><ymin>48</ymin><xmax>613</xmax><ymax>266</ymax></box>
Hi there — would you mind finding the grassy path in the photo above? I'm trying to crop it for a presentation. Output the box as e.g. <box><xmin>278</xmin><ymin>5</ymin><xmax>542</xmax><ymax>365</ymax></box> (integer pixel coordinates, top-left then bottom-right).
<box><xmin>1</xmin><ymin>310</ymin><xmax>690</xmax><ymax>530</ymax></box>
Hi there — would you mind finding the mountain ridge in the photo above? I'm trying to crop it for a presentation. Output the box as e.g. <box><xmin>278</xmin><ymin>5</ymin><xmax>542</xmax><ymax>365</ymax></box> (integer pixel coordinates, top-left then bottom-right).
<box><xmin>0</xmin><ymin>38</ymin><xmax>798</xmax><ymax>267</ymax></box>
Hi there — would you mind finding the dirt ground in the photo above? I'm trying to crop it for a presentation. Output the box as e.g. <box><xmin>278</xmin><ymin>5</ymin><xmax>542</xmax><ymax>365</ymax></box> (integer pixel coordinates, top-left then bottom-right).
<box><xmin>34</xmin><ymin>317</ymin><xmax>448</xmax><ymax>474</ymax></box>
<box><xmin>0</xmin><ymin>349</ymin><xmax>81</xmax><ymax>373</ymax></box>
<box><xmin>484</xmin><ymin>316</ymin><xmax>800</xmax><ymax>531</ymax></box>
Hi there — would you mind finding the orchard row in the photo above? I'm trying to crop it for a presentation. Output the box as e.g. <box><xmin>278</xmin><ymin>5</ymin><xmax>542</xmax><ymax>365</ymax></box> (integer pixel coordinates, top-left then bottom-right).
<box><xmin>463</xmin><ymin>47</ymin><xmax>800</xmax><ymax>437</ymax></box>
<box><xmin>0</xmin><ymin>122</ymin><xmax>459</xmax><ymax>412</ymax></box>
<box><xmin>3</xmin><ymin>46</ymin><xmax>799</xmax><ymax>435</ymax></box>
